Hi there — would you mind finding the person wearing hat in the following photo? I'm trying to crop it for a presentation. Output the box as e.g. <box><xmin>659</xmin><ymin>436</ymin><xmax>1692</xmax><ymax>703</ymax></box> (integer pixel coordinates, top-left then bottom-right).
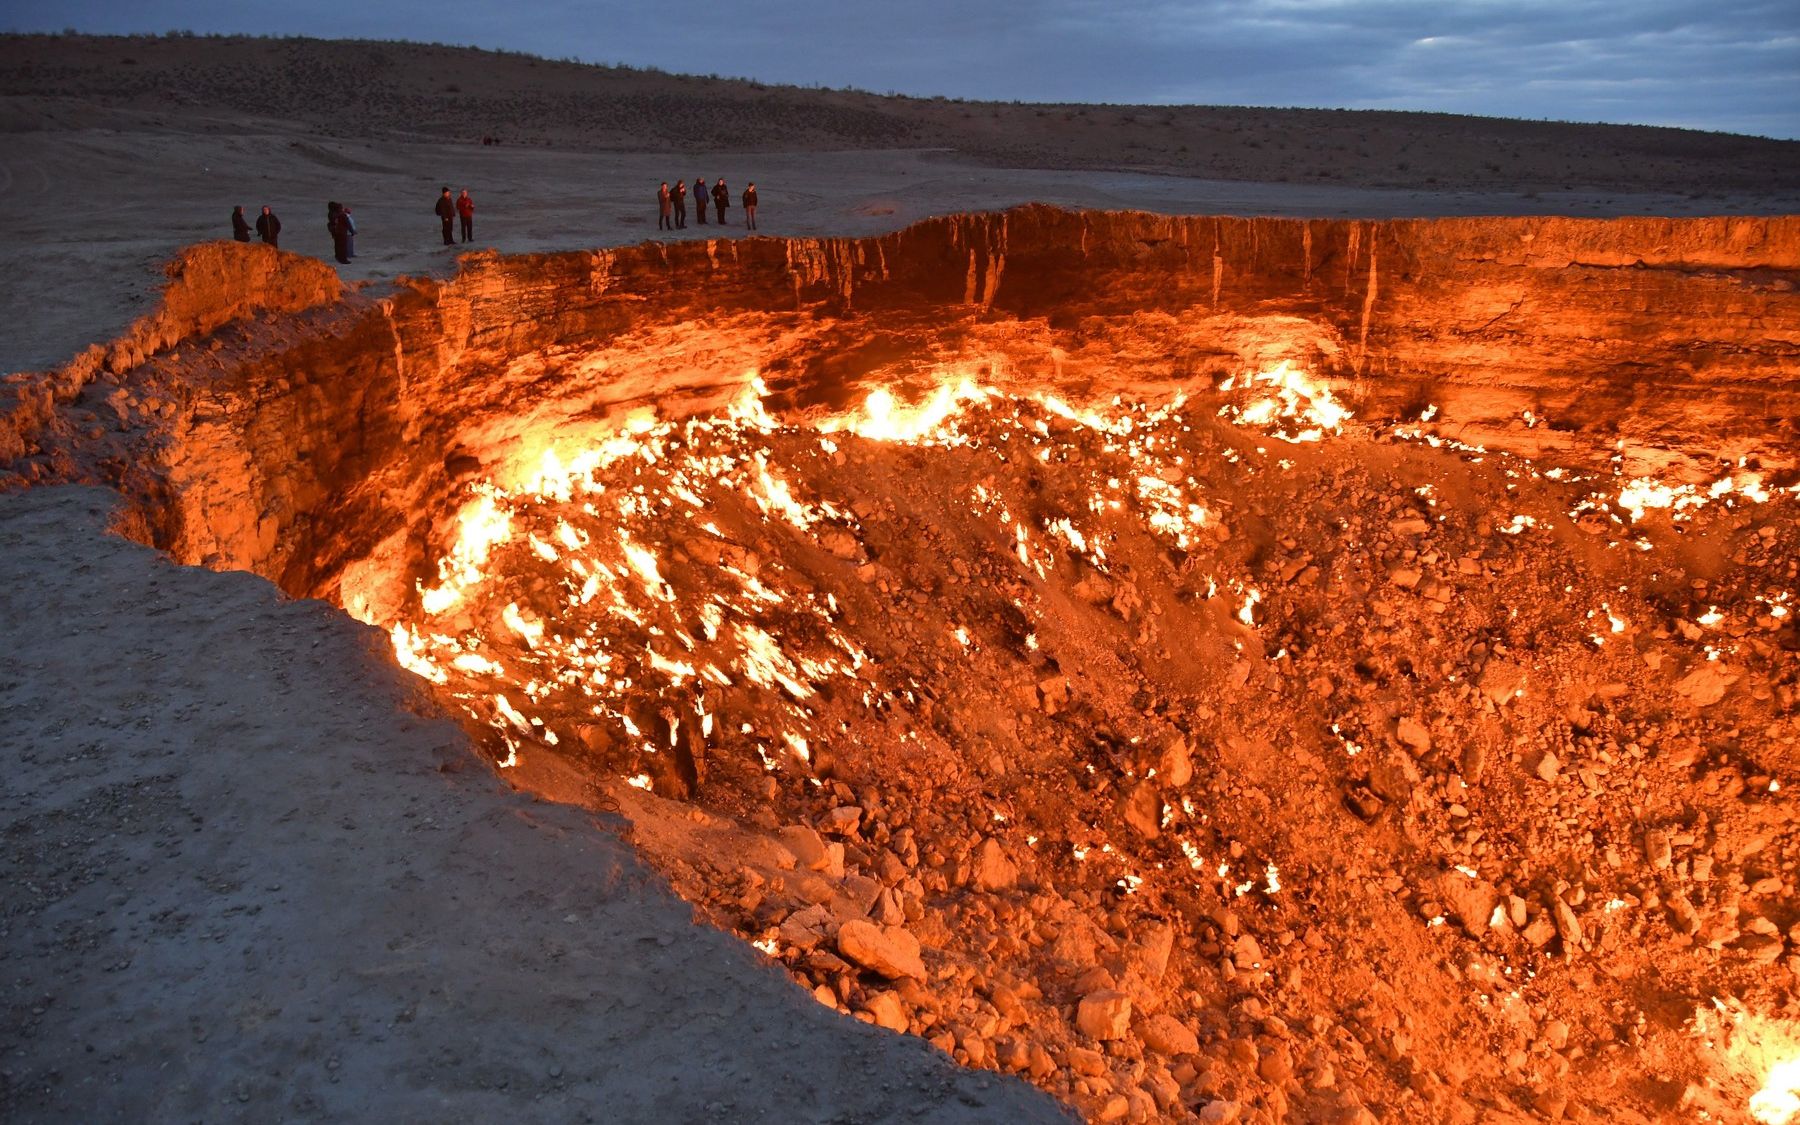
<box><xmin>434</xmin><ymin>186</ymin><xmax>456</xmax><ymax>246</ymax></box>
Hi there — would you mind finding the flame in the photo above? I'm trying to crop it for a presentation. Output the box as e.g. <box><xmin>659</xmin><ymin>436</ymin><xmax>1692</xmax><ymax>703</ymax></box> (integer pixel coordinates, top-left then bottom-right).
<box><xmin>1217</xmin><ymin>360</ymin><xmax>1351</xmax><ymax>442</ymax></box>
<box><xmin>824</xmin><ymin>378</ymin><xmax>992</xmax><ymax>442</ymax></box>
<box><xmin>1694</xmin><ymin>1000</ymin><xmax>1800</xmax><ymax>1124</ymax></box>
<box><xmin>1754</xmin><ymin>1059</ymin><xmax>1800</xmax><ymax>1124</ymax></box>
<box><xmin>1616</xmin><ymin>471</ymin><xmax>1780</xmax><ymax>522</ymax></box>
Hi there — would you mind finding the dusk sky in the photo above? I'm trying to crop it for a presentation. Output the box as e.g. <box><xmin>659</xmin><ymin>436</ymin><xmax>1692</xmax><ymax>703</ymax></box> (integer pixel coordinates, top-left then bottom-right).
<box><xmin>8</xmin><ymin>0</ymin><xmax>1799</xmax><ymax>139</ymax></box>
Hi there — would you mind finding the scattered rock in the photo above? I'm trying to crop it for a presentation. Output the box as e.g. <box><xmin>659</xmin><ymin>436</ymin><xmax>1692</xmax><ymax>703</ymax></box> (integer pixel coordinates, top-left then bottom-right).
<box><xmin>778</xmin><ymin>904</ymin><xmax>836</xmax><ymax>951</ymax></box>
<box><xmin>1478</xmin><ymin>660</ymin><xmax>1527</xmax><ymax>705</ymax></box>
<box><xmin>780</xmin><ymin>825</ymin><xmax>832</xmax><ymax>871</ymax></box>
<box><xmin>1431</xmin><ymin>869</ymin><xmax>1501</xmax><ymax>938</ymax></box>
<box><xmin>1195</xmin><ymin>1100</ymin><xmax>1242</xmax><ymax>1124</ymax></box>
<box><xmin>1138</xmin><ymin>1012</ymin><xmax>1200</xmax><ymax>1056</ymax></box>
<box><xmin>836</xmin><ymin>919</ymin><xmax>926</xmax><ymax>980</ymax></box>
<box><xmin>1673</xmin><ymin>662</ymin><xmax>1738</xmax><ymax>707</ymax></box>
<box><xmin>971</xmin><ymin>837</ymin><xmax>1019</xmax><ymax>891</ymax></box>
<box><xmin>1159</xmin><ymin>735</ymin><xmax>1193</xmax><ymax>789</ymax></box>
<box><xmin>1257</xmin><ymin>1041</ymin><xmax>1295</xmax><ymax>1085</ymax></box>
<box><xmin>820</xmin><ymin>806</ymin><xmax>863</xmax><ymax>836</ymax></box>
<box><xmin>1552</xmin><ymin>897</ymin><xmax>1584</xmax><ymax>950</ymax></box>
<box><xmin>1395</xmin><ymin>717</ymin><xmax>1432</xmax><ymax>754</ymax></box>
<box><xmin>1076</xmin><ymin>989</ymin><xmax>1133</xmax><ymax>1040</ymax></box>
<box><xmin>1535</xmin><ymin>751</ymin><xmax>1561</xmax><ymax>783</ymax></box>
<box><xmin>1120</xmin><ymin>782</ymin><xmax>1162</xmax><ymax>839</ymax></box>
<box><xmin>861</xmin><ymin>989</ymin><xmax>908</xmax><ymax>1032</ymax></box>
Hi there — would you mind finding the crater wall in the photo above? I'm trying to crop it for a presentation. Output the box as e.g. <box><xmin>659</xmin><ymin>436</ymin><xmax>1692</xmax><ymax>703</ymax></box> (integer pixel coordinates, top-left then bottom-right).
<box><xmin>5</xmin><ymin>205</ymin><xmax>1796</xmax><ymax>612</ymax></box>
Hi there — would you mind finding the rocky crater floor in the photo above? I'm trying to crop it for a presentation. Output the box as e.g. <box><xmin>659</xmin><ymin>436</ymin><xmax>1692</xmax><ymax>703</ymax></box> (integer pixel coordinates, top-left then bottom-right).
<box><xmin>4</xmin><ymin>207</ymin><xmax>1800</xmax><ymax>1124</ymax></box>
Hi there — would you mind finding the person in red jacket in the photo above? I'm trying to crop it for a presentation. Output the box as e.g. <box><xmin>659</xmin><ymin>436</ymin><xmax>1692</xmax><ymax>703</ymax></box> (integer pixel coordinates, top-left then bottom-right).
<box><xmin>456</xmin><ymin>189</ymin><xmax>475</xmax><ymax>242</ymax></box>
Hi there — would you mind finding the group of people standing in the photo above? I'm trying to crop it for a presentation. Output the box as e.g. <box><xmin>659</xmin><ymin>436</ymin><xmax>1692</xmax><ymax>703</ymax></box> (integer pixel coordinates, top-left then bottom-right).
<box><xmin>230</xmin><ymin>201</ymin><xmax>357</xmax><ymax>261</ymax></box>
<box><xmin>326</xmin><ymin>202</ymin><xmax>358</xmax><ymax>263</ymax></box>
<box><xmin>659</xmin><ymin>178</ymin><xmax>758</xmax><ymax>232</ymax></box>
<box><xmin>231</xmin><ymin>205</ymin><xmax>283</xmax><ymax>248</ymax></box>
<box><xmin>234</xmin><ymin>175</ymin><xmax>756</xmax><ymax>264</ymax></box>
<box><xmin>435</xmin><ymin>187</ymin><xmax>477</xmax><ymax>245</ymax></box>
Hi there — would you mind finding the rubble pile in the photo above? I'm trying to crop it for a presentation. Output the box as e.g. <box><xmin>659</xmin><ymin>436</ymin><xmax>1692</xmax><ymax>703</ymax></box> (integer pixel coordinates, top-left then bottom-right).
<box><xmin>366</xmin><ymin>367</ymin><xmax>1800</xmax><ymax>1123</ymax></box>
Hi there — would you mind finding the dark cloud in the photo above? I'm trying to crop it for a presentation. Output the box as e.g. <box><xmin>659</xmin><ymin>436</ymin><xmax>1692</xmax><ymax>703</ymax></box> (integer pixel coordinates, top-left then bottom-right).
<box><xmin>8</xmin><ymin>0</ymin><xmax>1797</xmax><ymax>137</ymax></box>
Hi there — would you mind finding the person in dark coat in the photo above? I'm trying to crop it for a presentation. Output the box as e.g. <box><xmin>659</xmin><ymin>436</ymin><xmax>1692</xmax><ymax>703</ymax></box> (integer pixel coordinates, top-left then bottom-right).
<box><xmin>456</xmin><ymin>189</ymin><xmax>474</xmax><ymax>242</ymax></box>
<box><xmin>741</xmin><ymin>182</ymin><xmax>758</xmax><ymax>230</ymax></box>
<box><xmin>693</xmin><ymin>178</ymin><xmax>708</xmax><ymax>225</ymax></box>
<box><xmin>255</xmin><ymin>205</ymin><xmax>281</xmax><ymax>248</ymax></box>
<box><xmin>327</xmin><ymin>201</ymin><xmax>347</xmax><ymax>263</ymax></box>
<box><xmin>342</xmin><ymin>206</ymin><xmax>357</xmax><ymax>260</ymax></box>
<box><xmin>231</xmin><ymin>205</ymin><xmax>251</xmax><ymax>242</ymax></box>
<box><xmin>711</xmin><ymin>178</ymin><xmax>729</xmax><ymax>225</ymax></box>
<box><xmin>434</xmin><ymin>187</ymin><xmax>456</xmax><ymax>246</ymax></box>
<box><xmin>671</xmin><ymin>179</ymin><xmax>687</xmax><ymax>229</ymax></box>
<box><xmin>657</xmin><ymin>182</ymin><xmax>673</xmax><ymax>231</ymax></box>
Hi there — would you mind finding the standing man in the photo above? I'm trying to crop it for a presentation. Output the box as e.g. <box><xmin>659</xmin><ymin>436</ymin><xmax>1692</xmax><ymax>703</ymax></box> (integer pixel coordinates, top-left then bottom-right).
<box><xmin>342</xmin><ymin>205</ymin><xmax>358</xmax><ymax>260</ymax></box>
<box><xmin>712</xmin><ymin>178</ymin><xmax>729</xmax><ymax>226</ymax></box>
<box><xmin>657</xmin><ymin>181</ymin><xmax>673</xmax><ymax>231</ymax></box>
<box><xmin>672</xmin><ymin>178</ymin><xmax>687</xmax><ymax>229</ymax></box>
<box><xmin>456</xmin><ymin>189</ymin><xmax>475</xmax><ymax>242</ymax></box>
<box><xmin>741</xmin><ymin>182</ymin><xmax>758</xmax><ymax>230</ymax></box>
<box><xmin>255</xmin><ymin>205</ymin><xmax>281</xmax><ymax>248</ymax></box>
<box><xmin>693</xmin><ymin>177</ymin><xmax>708</xmax><ymax>225</ymax></box>
<box><xmin>327</xmin><ymin>201</ymin><xmax>348</xmax><ymax>263</ymax></box>
<box><xmin>434</xmin><ymin>186</ymin><xmax>456</xmax><ymax>247</ymax></box>
<box><xmin>231</xmin><ymin>205</ymin><xmax>251</xmax><ymax>242</ymax></box>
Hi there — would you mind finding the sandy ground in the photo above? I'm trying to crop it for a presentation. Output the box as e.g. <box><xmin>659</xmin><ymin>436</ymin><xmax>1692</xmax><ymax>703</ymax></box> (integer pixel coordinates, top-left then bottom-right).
<box><xmin>2</xmin><ymin>128</ymin><xmax>1793</xmax><ymax>377</ymax></box>
<box><xmin>0</xmin><ymin>485</ymin><xmax>1068</xmax><ymax>1123</ymax></box>
<box><xmin>3</xmin><ymin>37</ymin><xmax>1798</xmax><ymax>1124</ymax></box>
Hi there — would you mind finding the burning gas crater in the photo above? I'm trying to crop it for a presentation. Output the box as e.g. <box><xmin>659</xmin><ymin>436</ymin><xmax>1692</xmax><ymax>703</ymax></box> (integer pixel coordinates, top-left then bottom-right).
<box><xmin>369</xmin><ymin>362</ymin><xmax>1344</xmax><ymax>781</ymax></box>
<box><xmin>339</xmin><ymin>355</ymin><xmax>1800</xmax><ymax>1123</ymax></box>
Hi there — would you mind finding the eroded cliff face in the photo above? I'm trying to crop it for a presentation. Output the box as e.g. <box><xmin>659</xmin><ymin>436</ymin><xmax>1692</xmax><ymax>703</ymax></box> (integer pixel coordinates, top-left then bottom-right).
<box><xmin>6</xmin><ymin>206</ymin><xmax>1793</xmax><ymax>611</ymax></box>
<box><xmin>6</xmin><ymin>207</ymin><xmax>1800</xmax><ymax>1124</ymax></box>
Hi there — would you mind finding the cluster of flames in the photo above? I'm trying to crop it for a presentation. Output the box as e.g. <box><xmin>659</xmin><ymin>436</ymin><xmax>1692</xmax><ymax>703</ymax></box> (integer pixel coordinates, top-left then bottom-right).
<box><xmin>356</xmin><ymin>358</ymin><xmax>1795</xmax><ymax>1117</ymax></box>
<box><xmin>1692</xmin><ymin>1000</ymin><xmax>1800</xmax><ymax>1125</ymax></box>
<box><xmin>367</xmin><ymin>360</ymin><xmax>1351</xmax><ymax>780</ymax></box>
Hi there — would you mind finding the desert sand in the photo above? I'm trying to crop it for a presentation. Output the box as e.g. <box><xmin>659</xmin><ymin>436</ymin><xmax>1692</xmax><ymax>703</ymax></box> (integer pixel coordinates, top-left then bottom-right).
<box><xmin>3</xmin><ymin>33</ymin><xmax>1799</xmax><ymax>1125</ymax></box>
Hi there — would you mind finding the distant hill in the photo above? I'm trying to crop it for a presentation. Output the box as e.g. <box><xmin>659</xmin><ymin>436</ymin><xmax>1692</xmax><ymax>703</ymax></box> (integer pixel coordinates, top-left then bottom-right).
<box><xmin>3</xmin><ymin>32</ymin><xmax>1798</xmax><ymax>195</ymax></box>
